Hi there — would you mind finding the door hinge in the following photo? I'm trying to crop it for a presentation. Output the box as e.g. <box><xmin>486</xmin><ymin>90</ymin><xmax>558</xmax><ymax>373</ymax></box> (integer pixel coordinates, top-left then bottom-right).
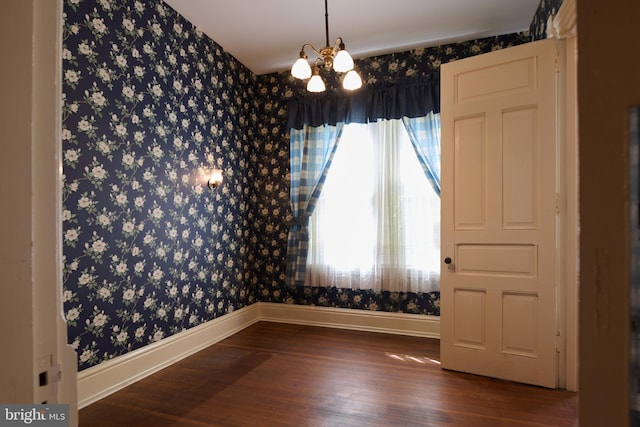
<box><xmin>554</xmin><ymin>52</ymin><xmax>560</xmax><ymax>73</ymax></box>
<box><xmin>555</xmin><ymin>193</ymin><xmax>561</xmax><ymax>214</ymax></box>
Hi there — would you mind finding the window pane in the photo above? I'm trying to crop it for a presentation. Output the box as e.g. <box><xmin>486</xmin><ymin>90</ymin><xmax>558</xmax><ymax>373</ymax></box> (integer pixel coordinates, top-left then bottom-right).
<box><xmin>307</xmin><ymin>119</ymin><xmax>440</xmax><ymax>292</ymax></box>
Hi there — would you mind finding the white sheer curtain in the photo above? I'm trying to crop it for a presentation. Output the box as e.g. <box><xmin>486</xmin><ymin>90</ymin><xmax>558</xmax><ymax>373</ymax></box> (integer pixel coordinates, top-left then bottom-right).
<box><xmin>306</xmin><ymin>119</ymin><xmax>440</xmax><ymax>292</ymax></box>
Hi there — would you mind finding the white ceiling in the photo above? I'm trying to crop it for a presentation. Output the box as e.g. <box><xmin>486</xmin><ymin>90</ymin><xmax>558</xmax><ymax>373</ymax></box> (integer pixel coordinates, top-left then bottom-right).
<box><xmin>163</xmin><ymin>0</ymin><xmax>540</xmax><ymax>76</ymax></box>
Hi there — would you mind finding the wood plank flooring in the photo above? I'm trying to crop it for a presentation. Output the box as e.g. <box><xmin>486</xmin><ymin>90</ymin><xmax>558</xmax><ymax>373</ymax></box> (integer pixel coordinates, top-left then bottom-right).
<box><xmin>79</xmin><ymin>321</ymin><xmax>578</xmax><ymax>426</ymax></box>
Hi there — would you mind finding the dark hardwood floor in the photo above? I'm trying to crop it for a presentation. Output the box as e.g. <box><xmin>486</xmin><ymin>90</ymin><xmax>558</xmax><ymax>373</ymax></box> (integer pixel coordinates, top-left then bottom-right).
<box><xmin>79</xmin><ymin>321</ymin><xmax>578</xmax><ymax>426</ymax></box>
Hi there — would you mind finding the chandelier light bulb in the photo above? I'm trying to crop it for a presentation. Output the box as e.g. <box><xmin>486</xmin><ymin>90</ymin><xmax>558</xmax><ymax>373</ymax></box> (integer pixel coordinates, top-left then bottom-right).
<box><xmin>342</xmin><ymin>69</ymin><xmax>362</xmax><ymax>91</ymax></box>
<box><xmin>333</xmin><ymin>49</ymin><xmax>354</xmax><ymax>73</ymax></box>
<box><xmin>307</xmin><ymin>68</ymin><xmax>326</xmax><ymax>92</ymax></box>
<box><xmin>291</xmin><ymin>56</ymin><xmax>312</xmax><ymax>79</ymax></box>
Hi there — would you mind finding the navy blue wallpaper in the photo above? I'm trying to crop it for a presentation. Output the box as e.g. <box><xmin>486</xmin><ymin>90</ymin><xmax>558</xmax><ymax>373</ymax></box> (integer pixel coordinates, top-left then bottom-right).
<box><xmin>63</xmin><ymin>0</ymin><xmax>552</xmax><ymax>371</ymax></box>
<box><xmin>62</xmin><ymin>0</ymin><xmax>257</xmax><ymax>370</ymax></box>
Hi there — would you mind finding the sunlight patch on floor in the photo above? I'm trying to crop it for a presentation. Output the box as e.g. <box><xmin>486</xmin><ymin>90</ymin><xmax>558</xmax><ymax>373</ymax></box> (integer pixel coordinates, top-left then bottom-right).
<box><xmin>386</xmin><ymin>352</ymin><xmax>441</xmax><ymax>365</ymax></box>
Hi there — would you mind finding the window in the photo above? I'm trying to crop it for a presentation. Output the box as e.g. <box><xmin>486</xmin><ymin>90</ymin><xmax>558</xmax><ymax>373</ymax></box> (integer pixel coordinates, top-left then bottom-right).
<box><xmin>306</xmin><ymin>118</ymin><xmax>440</xmax><ymax>292</ymax></box>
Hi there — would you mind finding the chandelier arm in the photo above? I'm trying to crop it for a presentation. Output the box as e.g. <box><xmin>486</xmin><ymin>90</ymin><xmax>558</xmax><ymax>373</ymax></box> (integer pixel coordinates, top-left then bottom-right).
<box><xmin>300</xmin><ymin>43</ymin><xmax>324</xmax><ymax>58</ymax></box>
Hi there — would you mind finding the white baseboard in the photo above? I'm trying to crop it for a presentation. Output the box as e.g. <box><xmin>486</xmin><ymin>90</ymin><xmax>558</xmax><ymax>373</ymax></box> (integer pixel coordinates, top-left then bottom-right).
<box><xmin>77</xmin><ymin>305</ymin><xmax>261</xmax><ymax>408</ymax></box>
<box><xmin>77</xmin><ymin>303</ymin><xmax>440</xmax><ymax>408</ymax></box>
<box><xmin>259</xmin><ymin>302</ymin><xmax>440</xmax><ymax>338</ymax></box>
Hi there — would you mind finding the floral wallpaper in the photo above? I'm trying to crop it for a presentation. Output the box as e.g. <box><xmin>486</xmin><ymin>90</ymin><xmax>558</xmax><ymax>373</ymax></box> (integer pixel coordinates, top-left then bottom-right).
<box><xmin>530</xmin><ymin>0</ymin><xmax>565</xmax><ymax>40</ymax></box>
<box><xmin>62</xmin><ymin>0</ymin><xmax>257</xmax><ymax>370</ymax></box>
<box><xmin>63</xmin><ymin>0</ymin><xmax>553</xmax><ymax>371</ymax></box>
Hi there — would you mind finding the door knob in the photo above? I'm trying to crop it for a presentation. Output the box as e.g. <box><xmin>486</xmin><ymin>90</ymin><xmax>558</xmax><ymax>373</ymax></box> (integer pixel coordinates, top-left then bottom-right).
<box><xmin>444</xmin><ymin>256</ymin><xmax>454</xmax><ymax>272</ymax></box>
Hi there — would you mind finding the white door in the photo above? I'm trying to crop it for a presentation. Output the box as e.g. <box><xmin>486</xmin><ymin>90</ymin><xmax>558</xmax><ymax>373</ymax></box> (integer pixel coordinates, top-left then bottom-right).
<box><xmin>440</xmin><ymin>38</ymin><xmax>562</xmax><ymax>388</ymax></box>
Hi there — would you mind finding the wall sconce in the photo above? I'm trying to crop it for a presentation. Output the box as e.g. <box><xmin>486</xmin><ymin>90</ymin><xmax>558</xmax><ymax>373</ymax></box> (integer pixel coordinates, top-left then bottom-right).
<box><xmin>207</xmin><ymin>168</ymin><xmax>223</xmax><ymax>189</ymax></box>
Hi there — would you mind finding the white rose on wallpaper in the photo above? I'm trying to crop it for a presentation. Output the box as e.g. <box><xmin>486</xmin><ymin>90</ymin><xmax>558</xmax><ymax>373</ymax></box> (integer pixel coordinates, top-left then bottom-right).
<box><xmin>134</xmin><ymin>261</ymin><xmax>145</xmax><ymax>275</ymax></box>
<box><xmin>114</xmin><ymin>192</ymin><xmax>127</xmax><ymax>207</ymax></box>
<box><xmin>151</xmin><ymin>329</ymin><xmax>164</xmax><ymax>343</ymax></box>
<box><xmin>90</xmin><ymin>163</ymin><xmax>107</xmax><ymax>180</ymax></box>
<box><xmin>90</xmin><ymin>17</ymin><xmax>107</xmax><ymax>35</ymax></box>
<box><xmin>133</xmin><ymin>131</ymin><xmax>145</xmax><ymax>143</ymax></box>
<box><xmin>64</xmin><ymin>227</ymin><xmax>80</xmax><ymax>246</ymax></box>
<box><xmin>95</xmin><ymin>139</ymin><xmax>112</xmax><ymax>156</ymax></box>
<box><xmin>92</xmin><ymin>312</ymin><xmax>108</xmax><ymax>328</ymax></box>
<box><xmin>122</xmin><ymin>85</ymin><xmax>135</xmax><ymax>100</ymax></box>
<box><xmin>122</xmin><ymin>18</ymin><xmax>135</xmax><ymax>33</ymax></box>
<box><xmin>133</xmin><ymin>1</ymin><xmax>144</xmax><ymax>13</ymax></box>
<box><xmin>114</xmin><ymin>123</ymin><xmax>127</xmax><ymax>137</ymax></box>
<box><xmin>63</xmin><ymin>290</ymin><xmax>75</xmax><ymax>304</ymax></box>
<box><xmin>79</xmin><ymin>349</ymin><xmax>94</xmax><ymax>364</ymax></box>
<box><xmin>156</xmin><ymin>247</ymin><xmax>167</xmax><ymax>259</ymax></box>
<box><xmin>142</xmin><ymin>233</ymin><xmax>154</xmax><ymax>247</ymax></box>
<box><xmin>155</xmin><ymin>124</ymin><xmax>166</xmax><ymax>137</ymax></box>
<box><xmin>77</xmin><ymin>272</ymin><xmax>94</xmax><ymax>287</ymax></box>
<box><xmin>77</xmin><ymin>118</ymin><xmax>93</xmax><ymax>133</ymax></box>
<box><xmin>97</xmin><ymin>67</ymin><xmax>111</xmax><ymax>83</ymax></box>
<box><xmin>78</xmin><ymin>42</ymin><xmax>92</xmax><ymax>57</ymax></box>
<box><xmin>64</xmin><ymin>148</ymin><xmax>80</xmax><ymax>166</ymax></box>
<box><xmin>115</xmin><ymin>330</ymin><xmax>129</xmax><ymax>345</ymax></box>
<box><xmin>77</xmin><ymin>194</ymin><xmax>94</xmax><ymax>211</ymax></box>
<box><xmin>115</xmin><ymin>54</ymin><xmax>127</xmax><ymax>69</ymax></box>
<box><xmin>64</xmin><ymin>69</ymin><xmax>80</xmax><ymax>88</ymax></box>
<box><xmin>135</xmin><ymin>327</ymin><xmax>145</xmax><ymax>340</ymax></box>
<box><xmin>143</xmin><ymin>296</ymin><xmax>154</xmax><ymax>309</ymax></box>
<box><xmin>134</xmin><ymin>66</ymin><xmax>145</xmax><ymax>79</ymax></box>
<box><xmin>142</xmin><ymin>106</ymin><xmax>154</xmax><ymax>119</ymax></box>
<box><xmin>63</xmin><ymin>210</ymin><xmax>74</xmax><ymax>223</ymax></box>
<box><xmin>89</xmin><ymin>236</ymin><xmax>107</xmax><ymax>255</ymax></box>
<box><xmin>155</xmin><ymin>63</ymin><xmax>167</xmax><ymax>77</ymax></box>
<box><xmin>115</xmin><ymin>262</ymin><xmax>127</xmax><ymax>276</ymax></box>
<box><xmin>150</xmin><ymin>84</ymin><xmax>163</xmax><ymax>99</ymax></box>
<box><xmin>133</xmin><ymin>196</ymin><xmax>145</xmax><ymax>210</ymax></box>
<box><xmin>122</xmin><ymin>152</ymin><xmax>135</xmax><ymax>168</ymax></box>
<box><xmin>97</xmin><ymin>286</ymin><xmax>111</xmax><ymax>300</ymax></box>
<box><xmin>66</xmin><ymin>307</ymin><xmax>81</xmax><ymax>324</ymax></box>
<box><xmin>96</xmin><ymin>212</ymin><xmax>111</xmax><ymax>228</ymax></box>
<box><xmin>122</xmin><ymin>220</ymin><xmax>136</xmax><ymax>235</ymax></box>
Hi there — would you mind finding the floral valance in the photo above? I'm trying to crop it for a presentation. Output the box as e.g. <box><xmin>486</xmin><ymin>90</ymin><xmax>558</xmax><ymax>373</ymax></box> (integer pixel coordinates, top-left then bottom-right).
<box><xmin>287</xmin><ymin>73</ymin><xmax>440</xmax><ymax>130</ymax></box>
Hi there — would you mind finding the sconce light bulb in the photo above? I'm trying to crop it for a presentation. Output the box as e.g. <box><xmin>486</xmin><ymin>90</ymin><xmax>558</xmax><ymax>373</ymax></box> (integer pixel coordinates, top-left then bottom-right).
<box><xmin>208</xmin><ymin>168</ymin><xmax>223</xmax><ymax>189</ymax></box>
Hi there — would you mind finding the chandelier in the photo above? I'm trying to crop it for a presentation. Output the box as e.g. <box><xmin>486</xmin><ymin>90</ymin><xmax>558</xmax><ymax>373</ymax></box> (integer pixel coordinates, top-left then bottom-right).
<box><xmin>290</xmin><ymin>0</ymin><xmax>362</xmax><ymax>92</ymax></box>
